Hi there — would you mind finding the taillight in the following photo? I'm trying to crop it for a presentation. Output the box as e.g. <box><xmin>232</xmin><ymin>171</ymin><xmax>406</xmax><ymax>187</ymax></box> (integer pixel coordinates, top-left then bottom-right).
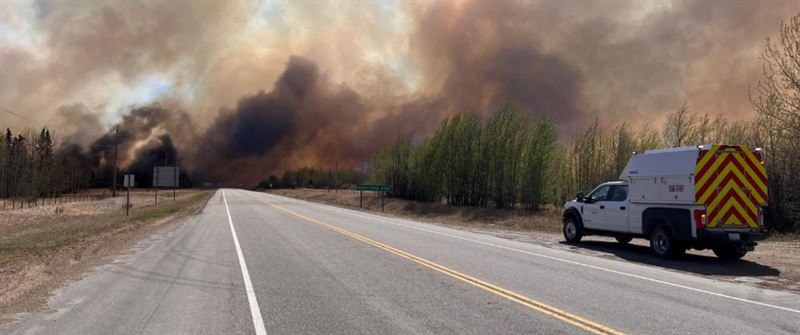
<box><xmin>693</xmin><ymin>209</ymin><xmax>707</xmax><ymax>230</ymax></box>
<box><xmin>758</xmin><ymin>207</ymin><xmax>764</xmax><ymax>227</ymax></box>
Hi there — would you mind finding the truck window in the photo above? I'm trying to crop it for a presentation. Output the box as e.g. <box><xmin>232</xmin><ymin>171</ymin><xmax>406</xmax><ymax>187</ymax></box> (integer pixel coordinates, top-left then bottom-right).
<box><xmin>607</xmin><ymin>185</ymin><xmax>628</xmax><ymax>201</ymax></box>
<box><xmin>588</xmin><ymin>185</ymin><xmax>610</xmax><ymax>202</ymax></box>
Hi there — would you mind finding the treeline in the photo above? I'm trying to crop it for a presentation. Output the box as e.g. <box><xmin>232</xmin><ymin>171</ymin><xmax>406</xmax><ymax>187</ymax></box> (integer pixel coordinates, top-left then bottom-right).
<box><xmin>559</xmin><ymin>105</ymin><xmax>762</xmax><ymax>200</ymax></box>
<box><xmin>369</xmin><ymin>102</ymin><xmax>795</xmax><ymax>231</ymax></box>
<box><xmin>370</xmin><ymin>105</ymin><xmax>557</xmax><ymax>209</ymax></box>
<box><xmin>257</xmin><ymin>167</ymin><xmax>363</xmax><ymax>189</ymax></box>
<box><xmin>0</xmin><ymin>128</ymin><xmax>90</xmax><ymax>198</ymax></box>
<box><xmin>368</xmin><ymin>105</ymin><xmax>655</xmax><ymax>210</ymax></box>
<box><xmin>750</xmin><ymin>15</ymin><xmax>800</xmax><ymax>233</ymax></box>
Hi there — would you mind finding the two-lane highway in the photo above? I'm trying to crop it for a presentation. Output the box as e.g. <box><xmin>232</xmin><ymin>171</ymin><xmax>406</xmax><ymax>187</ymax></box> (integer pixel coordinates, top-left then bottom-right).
<box><xmin>4</xmin><ymin>189</ymin><xmax>799</xmax><ymax>334</ymax></box>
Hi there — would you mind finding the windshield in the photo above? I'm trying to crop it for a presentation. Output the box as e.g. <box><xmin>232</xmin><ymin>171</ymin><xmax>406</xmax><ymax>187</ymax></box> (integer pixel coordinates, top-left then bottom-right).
<box><xmin>588</xmin><ymin>185</ymin><xmax>611</xmax><ymax>202</ymax></box>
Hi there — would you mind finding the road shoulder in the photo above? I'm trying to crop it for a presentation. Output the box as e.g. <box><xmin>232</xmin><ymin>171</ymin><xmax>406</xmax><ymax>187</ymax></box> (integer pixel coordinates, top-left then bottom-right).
<box><xmin>0</xmin><ymin>190</ymin><xmax>213</xmax><ymax>322</ymax></box>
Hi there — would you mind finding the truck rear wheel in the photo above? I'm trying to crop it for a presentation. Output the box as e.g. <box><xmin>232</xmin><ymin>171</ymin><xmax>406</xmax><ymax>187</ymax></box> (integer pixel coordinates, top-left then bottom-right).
<box><xmin>650</xmin><ymin>226</ymin><xmax>684</xmax><ymax>258</ymax></box>
<box><xmin>712</xmin><ymin>245</ymin><xmax>747</xmax><ymax>260</ymax></box>
<box><xmin>563</xmin><ymin>216</ymin><xmax>583</xmax><ymax>243</ymax></box>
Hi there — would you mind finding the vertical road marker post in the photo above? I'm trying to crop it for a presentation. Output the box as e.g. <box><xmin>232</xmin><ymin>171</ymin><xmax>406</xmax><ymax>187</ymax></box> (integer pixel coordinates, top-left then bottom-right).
<box><xmin>173</xmin><ymin>166</ymin><xmax>177</xmax><ymax>201</ymax></box>
<box><xmin>123</xmin><ymin>174</ymin><xmax>134</xmax><ymax>216</ymax></box>
<box><xmin>112</xmin><ymin>126</ymin><xmax>119</xmax><ymax>197</ymax></box>
<box><xmin>154</xmin><ymin>167</ymin><xmax>159</xmax><ymax>205</ymax></box>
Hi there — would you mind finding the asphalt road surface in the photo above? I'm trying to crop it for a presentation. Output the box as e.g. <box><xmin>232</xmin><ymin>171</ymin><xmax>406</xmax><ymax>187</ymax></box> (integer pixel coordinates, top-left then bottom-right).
<box><xmin>4</xmin><ymin>189</ymin><xmax>800</xmax><ymax>335</ymax></box>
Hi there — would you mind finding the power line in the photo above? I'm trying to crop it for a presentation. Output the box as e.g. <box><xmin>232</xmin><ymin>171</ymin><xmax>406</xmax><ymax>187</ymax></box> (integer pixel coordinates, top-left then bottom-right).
<box><xmin>0</xmin><ymin>106</ymin><xmax>48</xmax><ymax>128</ymax></box>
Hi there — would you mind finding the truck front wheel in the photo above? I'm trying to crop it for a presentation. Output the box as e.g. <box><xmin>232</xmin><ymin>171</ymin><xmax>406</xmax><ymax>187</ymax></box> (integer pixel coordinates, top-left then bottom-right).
<box><xmin>650</xmin><ymin>226</ymin><xmax>684</xmax><ymax>258</ymax></box>
<box><xmin>712</xmin><ymin>245</ymin><xmax>747</xmax><ymax>260</ymax></box>
<box><xmin>563</xmin><ymin>216</ymin><xmax>583</xmax><ymax>243</ymax></box>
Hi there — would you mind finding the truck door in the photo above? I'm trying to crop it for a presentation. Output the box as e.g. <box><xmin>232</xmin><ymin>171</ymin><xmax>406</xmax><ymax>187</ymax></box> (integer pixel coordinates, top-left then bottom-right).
<box><xmin>582</xmin><ymin>185</ymin><xmax>610</xmax><ymax>229</ymax></box>
<box><xmin>605</xmin><ymin>185</ymin><xmax>630</xmax><ymax>232</ymax></box>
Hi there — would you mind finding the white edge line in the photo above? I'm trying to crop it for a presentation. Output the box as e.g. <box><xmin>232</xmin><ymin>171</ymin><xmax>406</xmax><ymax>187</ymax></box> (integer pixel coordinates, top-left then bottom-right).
<box><xmin>224</xmin><ymin>191</ymin><xmax>268</xmax><ymax>335</ymax></box>
<box><xmin>261</xmin><ymin>192</ymin><xmax>800</xmax><ymax>315</ymax></box>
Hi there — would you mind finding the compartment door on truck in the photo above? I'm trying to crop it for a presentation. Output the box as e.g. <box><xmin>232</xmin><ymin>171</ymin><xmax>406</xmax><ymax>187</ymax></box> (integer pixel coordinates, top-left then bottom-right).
<box><xmin>694</xmin><ymin>145</ymin><xmax>767</xmax><ymax>228</ymax></box>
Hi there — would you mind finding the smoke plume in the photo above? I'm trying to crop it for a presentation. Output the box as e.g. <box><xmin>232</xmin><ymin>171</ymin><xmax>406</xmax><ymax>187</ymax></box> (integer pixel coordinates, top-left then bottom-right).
<box><xmin>2</xmin><ymin>1</ymin><xmax>799</xmax><ymax>185</ymax></box>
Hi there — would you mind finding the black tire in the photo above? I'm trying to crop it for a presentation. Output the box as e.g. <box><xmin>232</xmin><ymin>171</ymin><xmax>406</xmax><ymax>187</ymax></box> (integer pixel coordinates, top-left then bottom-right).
<box><xmin>713</xmin><ymin>245</ymin><xmax>747</xmax><ymax>260</ymax></box>
<box><xmin>649</xmin><ymin>226</ymin><xmax>684</xmax><ymax>258</ymax></box>
<box><xmin>615</xmin><ymin>236</ymin><xmax>633</xmax><ymax>245</ymax></box>
<box><xmin>563</xmin><ymin>216</ymin><xmax>583</xmax><ymax>243</ymax></box>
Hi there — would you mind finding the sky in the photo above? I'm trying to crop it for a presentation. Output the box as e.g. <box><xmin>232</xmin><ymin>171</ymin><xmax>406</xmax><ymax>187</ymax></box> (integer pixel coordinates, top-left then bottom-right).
<box><xmin>1</xmin><ymin>0</ymin><xmax>798</xmax><ymax>184</ymax></box>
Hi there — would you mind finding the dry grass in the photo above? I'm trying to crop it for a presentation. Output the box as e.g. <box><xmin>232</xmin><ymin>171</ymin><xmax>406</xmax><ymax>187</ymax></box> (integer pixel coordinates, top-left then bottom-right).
<box><xmin>766</xmin><ymin>233</ymin><xmax>800</xmax><ymax>242</ymax></box>
<box><xmin>0</xmin><ymin>189</ymin><xmax>213</xmax><ymax>319</ymax></box>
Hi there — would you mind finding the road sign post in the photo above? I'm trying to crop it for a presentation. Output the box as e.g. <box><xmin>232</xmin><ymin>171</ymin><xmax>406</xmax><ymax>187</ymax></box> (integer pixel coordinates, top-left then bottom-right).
<box><xmin>153</xmin><ymin>166</ymin><xmax>179</xmax><ymax>205</ymax></box>
<box><xmin>123</xmin><ymin>174</ymin><xmax>134</xmax><ymax>216</ymax></box>
<box><xmin>355</xmin><ymin>184</ymin><xmax>389</xmax><ymax>211</ymax></box>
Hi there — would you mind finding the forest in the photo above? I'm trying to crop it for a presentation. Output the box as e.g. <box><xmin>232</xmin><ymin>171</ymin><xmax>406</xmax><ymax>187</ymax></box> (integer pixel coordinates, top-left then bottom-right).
<box><xmin>258</xmin><ymin>167</ymin><xmax>364</xmax><ymax>190</ymax></box>
<box><xmin>0</xmin><ymin>128</ymin><xmax>90</xmax><ymax>199</ymax></box>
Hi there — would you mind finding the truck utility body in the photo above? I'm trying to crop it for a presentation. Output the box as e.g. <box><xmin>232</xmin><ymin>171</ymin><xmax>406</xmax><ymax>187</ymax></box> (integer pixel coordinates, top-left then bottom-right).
<box><xmin>562</xmin><ymin>145</ymin><xmax>768</xmax><ymax>259</ymax></box>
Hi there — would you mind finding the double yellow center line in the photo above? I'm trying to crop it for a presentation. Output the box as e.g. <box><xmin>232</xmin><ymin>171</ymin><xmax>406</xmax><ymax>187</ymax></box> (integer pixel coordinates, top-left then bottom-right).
<box><xmin>260</xmin><ymin>197</ymin><xmax>625</xmax><ymax>335</ymax></box>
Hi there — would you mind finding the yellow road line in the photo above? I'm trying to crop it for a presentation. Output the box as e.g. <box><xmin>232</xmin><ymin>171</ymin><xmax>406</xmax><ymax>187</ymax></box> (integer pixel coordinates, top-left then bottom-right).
<box><xmin>260</xmin><ymin>197</ymin><xmax>625</xmax><ymax>335</ymax></box>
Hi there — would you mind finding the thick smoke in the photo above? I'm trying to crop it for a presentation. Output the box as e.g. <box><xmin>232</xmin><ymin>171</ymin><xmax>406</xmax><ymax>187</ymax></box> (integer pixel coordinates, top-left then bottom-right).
<box><xmin>86</xmin><ymin>105</ymin><xmax>195</xmax><ymax>176</ymax></box>
<box><xmin>3</xmin><ymin>1</ymin><xmax>800</xmax><ymax>185</ymax></box>
<box><xmin>126</xmin><ymin>135</ymin><xmax>191</xmax><ymax>187</ymax></box>
<box><xmin>85</xmin><ymin>56</ymin><xmax>440</xmax><ymax>186</ymax></box>
<box><xmin>411</xmin><ymin>2</ymin><xmax>584</xmax><ymax>122</ymax></box>
<box><xmin>191</xmin><ymin>56</ymin><xmax>372</xmax><ymax>184</ymax></box>
<box><xmin>52</xmin><ymin>104</ymin><xmax>104</xmax><ymax>148</ymax></box>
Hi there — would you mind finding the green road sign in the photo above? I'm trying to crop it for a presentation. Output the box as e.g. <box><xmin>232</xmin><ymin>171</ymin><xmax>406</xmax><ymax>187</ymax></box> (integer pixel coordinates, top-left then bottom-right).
<box><xmin>356</xmin><ymin>184</ymin><xmax>389</xmax><ymax>192</ymax></box>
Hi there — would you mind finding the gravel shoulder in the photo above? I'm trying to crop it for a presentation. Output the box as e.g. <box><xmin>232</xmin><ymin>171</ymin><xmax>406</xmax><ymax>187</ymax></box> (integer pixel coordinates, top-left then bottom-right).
<box><xmin>267</xmin><ymin>188</ymin><xmax>800</xmax><ymax>293</ymax></box>
<box><xmin>0</xmin><ymin>189</ymin><xmax>214</xmax><ymax>322</ymax></box>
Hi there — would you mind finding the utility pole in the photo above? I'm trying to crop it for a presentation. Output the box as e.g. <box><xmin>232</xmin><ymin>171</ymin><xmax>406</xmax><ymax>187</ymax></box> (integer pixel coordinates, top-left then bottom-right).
<box><xmin>335</xmin><ymin>160</ymin><xmax>338</xmax><ymax>193</ymax></box>
<box><xmin>154</xmin><ymin>167</ymin><xmax>159</xmax><ymax>205</ymax></box>
<box><xmin>173</xmin><ymin>163</ymin><xmax>177</xmax><ymax>201</ymax></box>
<box><xmin>112</xmin><ymin>126</ymin><xmax>118</xmax><ymax>197</ymax></box>
<box><xmin>126</xmin><ymin>182</ymin><xmax>130</xmax><ymax>216</ymax></box>
<box><xmin>157</xmin><ymin>150</ymin><xmax>168</xmax><ymax>204</ymax></box>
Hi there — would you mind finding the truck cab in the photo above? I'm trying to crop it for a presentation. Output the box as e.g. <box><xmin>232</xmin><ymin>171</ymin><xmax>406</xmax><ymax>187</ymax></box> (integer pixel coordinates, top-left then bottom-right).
<box><xmin>562</xmin><ymin>145</ymin><xmax>768</xmax><ymax>259</ymax></box>
<box><xmin>568</xmin><ymin>181</ymin><xmax>630</xmax><ymax>233</ymax></box>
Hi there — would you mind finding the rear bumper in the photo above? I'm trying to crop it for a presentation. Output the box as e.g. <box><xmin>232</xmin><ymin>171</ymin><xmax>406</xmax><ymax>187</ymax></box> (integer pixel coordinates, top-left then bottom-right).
<box><xmin>693</xmin><ymin>229</ymin><xmax>766</xmax><ymax>249</ymax></box>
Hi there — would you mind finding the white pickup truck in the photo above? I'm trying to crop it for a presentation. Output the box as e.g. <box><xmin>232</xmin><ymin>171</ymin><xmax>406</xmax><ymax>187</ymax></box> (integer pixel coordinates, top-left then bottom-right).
<box><xmin>562</xmin><ymin>145</ymin><xmax>768</xmax><ymax>259</ymax></box>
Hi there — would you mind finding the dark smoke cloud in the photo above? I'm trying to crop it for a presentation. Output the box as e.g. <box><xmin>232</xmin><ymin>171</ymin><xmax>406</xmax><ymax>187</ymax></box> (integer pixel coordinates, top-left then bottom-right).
<box><xmin>411</xmin><ymin>2</ymin><xmax>584</xmax><ymax>122</ymax></box>
<box><xmin>126</xmin><ymin>134</ymin><xmax>190</xmax><ymax>187</ymax></box>
<box><xmin>409</xmin><ymin>1</ymin><xmax>800</xmax><ymax>129</ymax></box>
<box><xmin>93</xmin><ymin>56</ymin><xmax>439</xmax><ymax>186</ymax></box>
<box><xmin>53</xmin><ymin>103</ymin><xmax>104</xmax><ymax>148</ymax></box>
<box><xmin>88</xmin><ymin>105</ymin><xmax>195</xmax><ymax>170</ymax></box>
<box><xmin>190</xmin><ymin>56</ymin><xmax>371</xmax><ymax>184</ymax></box>
<box><xmin>5</xmin><ymin>1</ymin><xmax>800</xmax><ymax>186</ymax></box>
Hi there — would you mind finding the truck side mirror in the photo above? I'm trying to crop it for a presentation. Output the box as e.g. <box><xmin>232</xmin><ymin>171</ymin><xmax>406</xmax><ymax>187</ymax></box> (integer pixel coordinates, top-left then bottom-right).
<box><xmin>575</xmin><ymin>191</ymin><xmax>585</xmax><ymax>202</ymax></box>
